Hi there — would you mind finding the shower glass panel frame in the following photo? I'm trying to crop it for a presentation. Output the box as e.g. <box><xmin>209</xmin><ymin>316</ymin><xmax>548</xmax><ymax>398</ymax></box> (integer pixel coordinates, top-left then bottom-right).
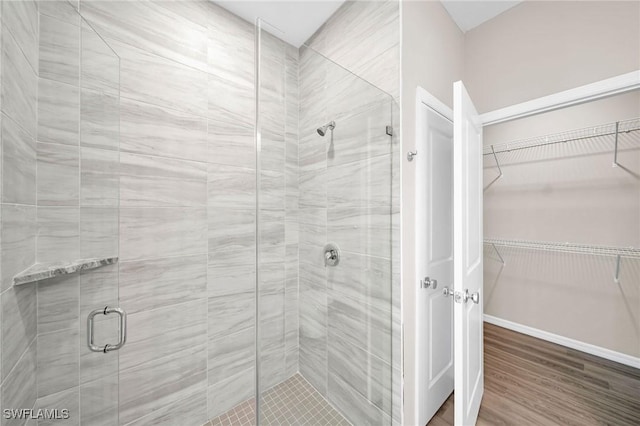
<box><xmin>256</xmin><ymin>18</ymin><xmax>396</xmax><ymax>425</ymax></box>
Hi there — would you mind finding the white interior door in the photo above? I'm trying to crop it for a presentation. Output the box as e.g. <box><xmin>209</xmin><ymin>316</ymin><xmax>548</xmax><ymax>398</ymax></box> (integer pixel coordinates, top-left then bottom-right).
<box><xmin>415</xmin><ymin>90</ymin><xmax>455</xmax><ymax>426</ymax></box>
<box><xmin>453</xmin><ymin>81</ymin><xmax>484</xmax><ymax>426</ymax></box>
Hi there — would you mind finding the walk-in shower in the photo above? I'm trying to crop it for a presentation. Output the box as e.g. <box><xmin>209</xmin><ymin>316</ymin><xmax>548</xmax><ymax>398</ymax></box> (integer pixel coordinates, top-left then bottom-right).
<box><xmin>0</xmin><ymin>2</ymin><xmax>398</xmax><ymax>425</ymax></box>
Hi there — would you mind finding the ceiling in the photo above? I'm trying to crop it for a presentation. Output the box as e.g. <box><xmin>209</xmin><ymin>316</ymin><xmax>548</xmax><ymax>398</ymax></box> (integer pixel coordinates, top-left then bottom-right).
<box><xmin>214</xmin><ymin>1</ymin><xmax>345</xmax><ymax>47</ymax></box>
<box><xmin>213</xmin><ymin>1</ymin><xmax>523</xmax><ymax>47</ymax></box>
<box><xmin>441</xmin><ymin>1</ymin><xmax>523</xmax><ymax>32</ymax></box>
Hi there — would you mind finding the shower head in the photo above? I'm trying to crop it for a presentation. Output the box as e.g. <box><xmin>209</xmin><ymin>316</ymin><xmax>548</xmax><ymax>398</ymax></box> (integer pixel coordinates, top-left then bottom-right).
<box><xmin>317</xmin><ymin>121</ymin><xmax>336</xmax><ymax>137</ymax></box>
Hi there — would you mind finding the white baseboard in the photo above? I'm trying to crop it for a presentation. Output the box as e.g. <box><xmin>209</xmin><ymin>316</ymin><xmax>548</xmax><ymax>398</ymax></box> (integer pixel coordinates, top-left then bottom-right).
<box><xmin>483</xmin><ymin>314</ymin><xmax>640</xmax><ymax>369</ymax></box>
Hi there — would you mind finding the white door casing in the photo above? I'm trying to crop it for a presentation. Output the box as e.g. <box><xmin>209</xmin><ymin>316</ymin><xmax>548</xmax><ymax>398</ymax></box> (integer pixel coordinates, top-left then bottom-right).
<box><xmin>415</xmin><ymin>88</ymin><xmax>455</xmax><ymax>426</ymax></box>
<box><xmin>453</xmin><ymin>81</ymin><xmax>484</xmax><ymax>426</ymax></box>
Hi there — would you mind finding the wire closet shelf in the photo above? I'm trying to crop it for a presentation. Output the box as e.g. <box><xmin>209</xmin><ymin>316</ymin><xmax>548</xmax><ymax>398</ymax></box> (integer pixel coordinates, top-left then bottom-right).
<box><xmin>482</xmin><ymin>116</ymin><xmax>640</xmax><ymax>158</ymax></box>
<box><xmin>484</xmin><ymin>238</ymin><xmax>640</xmax><ymax>259</ymax></box>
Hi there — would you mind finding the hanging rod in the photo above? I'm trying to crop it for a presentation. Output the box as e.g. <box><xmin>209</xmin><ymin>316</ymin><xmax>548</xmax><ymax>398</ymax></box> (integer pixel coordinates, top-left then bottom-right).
<box><xmin>482</xmin><ymin>117</ymin><xmax>640</xmax><ymax>157</ymax></box>
<box><xmin>484</xmin><ymin>238</ymin><xmax>640</xmax><ymax>259</ymax></box>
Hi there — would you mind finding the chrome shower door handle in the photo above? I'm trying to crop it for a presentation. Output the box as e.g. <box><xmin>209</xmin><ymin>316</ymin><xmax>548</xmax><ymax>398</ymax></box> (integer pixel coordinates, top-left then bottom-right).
<box><xmin>87</xmin><ymin>306</ymin><xmax>127</xmax><ymax>353</ymax></box>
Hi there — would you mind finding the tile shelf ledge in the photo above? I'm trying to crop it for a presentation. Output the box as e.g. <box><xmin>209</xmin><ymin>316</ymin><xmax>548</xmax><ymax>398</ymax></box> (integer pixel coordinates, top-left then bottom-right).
<box><xmin>13</xmin><ymin>257</ymin><xmax>118</xmax><ymax>286</ymax></box>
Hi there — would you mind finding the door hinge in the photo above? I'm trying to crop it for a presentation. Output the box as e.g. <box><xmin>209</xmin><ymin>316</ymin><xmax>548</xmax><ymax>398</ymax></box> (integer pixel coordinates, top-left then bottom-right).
<box><xmin>386</xmin><ymin>125</ymin><xmax>393</xmax><ymax>136</ymax></box>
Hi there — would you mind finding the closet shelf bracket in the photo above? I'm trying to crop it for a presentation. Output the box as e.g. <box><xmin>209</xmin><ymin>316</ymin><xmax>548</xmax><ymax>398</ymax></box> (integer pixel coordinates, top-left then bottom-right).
<box><xmin>613</xmin><ymin>121</ymin><xmax>620</xmax><ymax>168</ymax></box>
<box><xmin>614</xmin><ymin>254</ymin><xmax>621</xmax><ymax>284</ymax></box>
<box><xmin>484</xmin><ymin>145</ymin><xmax>503</xmax><ymax>192</ymax></box>
<box><xmin>491</xmin><ymin>243</ymin><xmax>505</xmax><ymax>266</ymax></box>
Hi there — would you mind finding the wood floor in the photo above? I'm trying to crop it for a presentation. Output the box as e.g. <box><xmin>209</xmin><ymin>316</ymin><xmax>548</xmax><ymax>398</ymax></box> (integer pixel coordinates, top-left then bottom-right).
<box><xmin>428</xmin><ymin>323</ymin><xmax>640</xmax><ymax>426</ymax></box>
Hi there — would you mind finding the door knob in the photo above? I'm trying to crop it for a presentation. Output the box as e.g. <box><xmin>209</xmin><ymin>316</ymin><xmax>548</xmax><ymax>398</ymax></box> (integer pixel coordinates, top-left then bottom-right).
<box><xmin>454</xmin><ymin>289</ymin><xmax>480</xmax><ymax>304</ymax></box>
<box><xmin>443</xmin><ymin>287</ymin><xmax>454</xmax><ymax>297</ymax></box>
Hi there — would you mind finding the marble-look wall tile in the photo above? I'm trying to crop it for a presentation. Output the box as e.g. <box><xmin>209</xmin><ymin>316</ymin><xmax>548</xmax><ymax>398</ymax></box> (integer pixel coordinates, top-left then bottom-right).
<box><xmin>310</xmin><ymin>0</ymin><xmax>399</xmax><ymax>99</ymax></box>
<box><xmin>1</xmin><ymin>204</ymin><xmax>36</xmax><ymax>293</ymax></box>
<box><xmin>207</xmin><ymin>119</ymin><xmax>254</xmax><ymax>168</ymax></box>
<box><xmin>328</xmin><ymin>371</ymin><xmax>391</xmax><ymax>426</ymax></box>
<box><xmin>284</xmin><ymin>345</ymin><xmax>298</xmax><ymax>379</ymax></box>
<box><xmin>37</xmin><ymin>79</ymin><xmax>79</xmax><ymax>146</ymax></box>
<box><xmin>327</xmin><ymin>154</ymin><xmax>392</xmax><ymax>210</ymax></box>
<box><xmin>119</xmin><ymin>207</ymin><xmax>207</xmax><ymax>261</ymax></box>
<box><xmin>80</xmin><ymin>89</ymin><xmax>119</xmax><ymax>151</ymax></box>
<box><xmin>79</xmin><ymin>265</ymin><xmax>118</xmax><ymax>323</ymax></box>
<box><xmin>0</xmin><ymin>116</ymin><xmax>3</xmax><ymax>203</ymax></box>
<box><xmin>327</xmin><ymin>207</ymin><xmax>392</xmax><ymax>259</ymax></box>
<box><xmin>207</xmin><ymin>164</ymin><xmax>255</xmax><ymax>210</ymax></box>
<box><xmin>327</xmin><ymin>294</ymin><xmax>391</xmax><ymax>364</ymax></box>
<box><xmin>119</xmin><ymin>299</ymin><xmax>206</xmax><ymax>371</ymax></box>
<box><xmin>298</xmin><ymin>208</ymin><xmax>326</xmax><ymax>273</ymax></box>
<box><xmin>208</xmin><ymin>73</ymin><xmax>254</xmax><ymax>129</ymax></box>
<box><xmin>119</xmin><ymin>255</ymin><xmax>207</xmax><ymax>314</ymax></box>
<box><xmin>260</xmin><ymin>132</ymin><xmax>286</xmax><ymax>173</ymax></box>
<box><xmin>1</xmin><ymin>340</ymin><xmax>36</xmax><ymax>426</ymax></box>
<box><xmin>80</xmin><ymin>0</ymin><xmax>208</xmax><ymax>72</ymax></box>
<box><xmin>36</xmin><ymin>387</ymin><xmax>79</xmax><ymax>426</ymax></box>
<box><xmin>207</xmin><ymin>367</ymin><xmax>254</xmax><ymax>420</ymax></box>
<box><xmin>79</xmin><ymin>376</ymin><xmax>118</xmax><ymax>426</ymax></box>
<box><xmin>328</xmin><ymin>332</ymin><xmax>392</xmax><ymax>415</ymax></box>
<box><xmin>80</xmin><ymin>147</ymin><xmax>119</xmax><ymax>207</ymax></box>
<box><xmin>79</xmin><ymin>207</ymin><xmax>118</xmax><ymax>259</ymax></box>
<box><xmin>38</xmin><ymin>1</ymin><xmax>79</xmax><ymax>26</ymax></box>
<box><xmin>1</xmin><ymin>284</ymin><xmax>37</xmax><ymax>382</ymax></box>
<box><xmin>2</xmin><ymin>29</ymin><xmax>37</xmax><ymax>137</ymax></box>
<box><xmin>119</xmin><ymin>345</ymin><xmax>206</xmax><ymax>425</ymax></box>
<box><xmin>297</xmin><ymin>132</ymin><xmax>326</xmax><ymax>173</ymax></box>
<box><xmin>37</xmin><ymin>142</ymin><xmax>79</xmax><ymax>206</ymax></box>
<box><xmin>258</xmin><ymin>282</ymin><xmax>284</xmax><ymax>324</ymax></box>
<box><xmin>285</xmin><ymin>216</ymin><xmax>299</xmax><ymax>246</ymax></box>
<box><xmin>260</xmin><ymin>170</ymin><xmax>285</xmax><ymax>211</ymax></box>
<box><xmin>2</xmin><ymin>0</ymin><xmax>38</xmax><ymax>74</ymax></box>
<box><xmin>260</xmin><ymin>316</ymin><xmax>285</xmax><ymax>357</ymax></box>
<box><xmin>80</xmin><ymin>23</ymin><xmax>118</xmax><ymax>95</ymax></box>
<box><xmin>37</xmin><ymin>275</ymin><xmax>79</xmax><ymax>334</ymax></box>
<box><xmin>208</xmin><ymin>208</ymin><xmax>255</xmax><ymax>253</ymax></box>
<box><xmin>327</xmin><ymin>65</ymin><xmax>390</xmax><ymax>122</ymax></box>
<box><xmin>326</xmin><ymin>104</ymin><xmax>392</xmax><ymax>168</ymax></box>
<box><xmin>2</xmin><ymin>116</ymin><xmax>36</xmax><ymax>205</ymax></box>
<box><xmin>148</xmin><ymin>0</ymin><xmax>213</xmax><ymax>28</ymax></box>
<box><xmin>259</xmin><ymin>209</ymin><xmax>285</xmax><ymax>260</ymax></box>
<box><xmin>37</xmin><ymin>207</ymin><xmax>79</xmax><ymax>263</ymax></box>
<box><xmin>259</xmin><ymin>345</ymin><xmax>286</xmax><ymax>390</ymax></box>
<box><xmin>37</xmin><ymin>328</ymin><xmax>79</xmax><ymax>398</ymax></box>
<box><xmin>208</xmin><ymin>292</ymin><xmax>254</xmax><ymax>340</ymax></box>
<box><xmin>298</xmin><ymin>51</ymin><xmax>327</xmax><ymax>127</ymax></box>
<box><xmin>208</xmin><ymin>246</ymin><xmax>255</xmax><ymax>297</ymax></box>
<box><xmin>208</xmin><ymin>326</ymin><xmax>254</xmax><ymax>385</ymax></box>
<box><xmin>39</xmin><ymin>14</ymin><xmax>79</xmax><ymax>85</ymax></box>
<box><xmin>298</xmin><ymin>283</ymin><xmax>327</xmax><ymax>395</ymax></box>
<box><xmin>120</xmin><ymin>97</ymin><xmax>207</xmax><ymax>161</ymax></box>
<box><xmin>110</xmin><ymin>39</ymin><xmax>208</xmax><ymax>117</ymax></box>
<box><xmin>207</xmin><ymin>4</ymin><xmax>253</xmax><ymax>87</ymax></box>
<box><xmin>120</xmin><ymin>152</ymin><xmax>207</xmax><ymax>207</ymax></box>
<box><xmin>299</xmin><ymin>168</ymin><xmax>326</xmax><ymax>209</ymax></box>
<box><xmin>260</xmin><ymin>92</ymin><xmax>285</xmax><ymax>142</ymax></box>
<box><xmin>327</xmin><ymin>252</ymin><xmax>391</xmax><ymax>313</ymax></box>
<box><xmin>124</xmin><ymin>391</ymin><xmax>207</xmax><ymax>426</ymax></box>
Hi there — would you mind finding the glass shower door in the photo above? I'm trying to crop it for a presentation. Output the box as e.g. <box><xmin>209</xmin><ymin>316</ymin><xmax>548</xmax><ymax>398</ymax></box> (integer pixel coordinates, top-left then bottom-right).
<box><xmin>256</xmin><ymin>18</ymin><xmax>395</xmax><ymax>425</ymax></box>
